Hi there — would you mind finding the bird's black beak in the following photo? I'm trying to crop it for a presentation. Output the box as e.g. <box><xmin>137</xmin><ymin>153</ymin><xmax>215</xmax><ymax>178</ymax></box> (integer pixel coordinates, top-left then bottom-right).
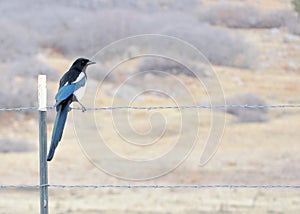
<box><xmin>87</xmin><ymin>60</ymin><xmax>96</xmax><ymax>66</ymax></box>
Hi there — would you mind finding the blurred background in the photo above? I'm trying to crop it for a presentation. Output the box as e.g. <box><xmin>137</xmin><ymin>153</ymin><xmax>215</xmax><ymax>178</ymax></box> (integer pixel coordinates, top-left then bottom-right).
<box><xmin>0</xmin><ymin>0</ymin><xmax>300</xmax><ymax>213</ymax></box>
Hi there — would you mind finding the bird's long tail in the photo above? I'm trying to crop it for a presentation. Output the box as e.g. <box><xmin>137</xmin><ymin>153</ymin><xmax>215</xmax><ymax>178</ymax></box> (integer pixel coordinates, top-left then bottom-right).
<box><xmin>47</xmin><ymin>99</ymin><xmax>71</xmax><ymax>161</ymax></box>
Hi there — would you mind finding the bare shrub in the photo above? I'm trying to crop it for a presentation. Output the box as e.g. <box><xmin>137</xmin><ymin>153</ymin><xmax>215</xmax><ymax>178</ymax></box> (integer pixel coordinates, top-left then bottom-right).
<box><xmin>44</xmin><ymin>9</ymin><xmax>146</xmax><ymax>56</ymax></box>
<box><xmin>137</xmin><ymin>57</ymin><xmax>201</xmax><ymax>77</ymax></box>
<box><xmin>56</xmin><ymin>0</ymin><xmax>201</xmax><ymax>13</ymax></box>
<box><xmin>0</xmin><ymin>71</ymin><xmax>14</xmax><ymax>108</ymax></box>
<box><xmin>0</xmin><ymin>19</ymin><xmax>38</xmax><ymax>62</ymax></box>
<box><xmin>9</xmin><ymin>78</ymin><xmax>37</xmax><ymax>109</ymax></box>
<box><xmin>0</xmin><ymin>0</ymin><xmax>254</xmax><ymax>68</ymax></box>
<box><xmin>0</xmin><ymin>138</ymin><xmax>33</xmax><ymax>153</ymax></box>
<box><xmin>198</xmin><ymin>3</ymin><xmax>259</xmax><ymax>28</ymax></box>
<box><xmin>88</xmin><ymin>64</ymin><xmax>116</xmax><ymax>82</ymax></box>
<box><xmin>161</xmin><ymin>23</ymin><xmax>254</xmax><ymax>68</ymax></box>
<box><xmin>0</xmin><ymin>0</ymin><xmax>201</xmax><ymax>59</ymax></box>
<box><xmin>198</xmin><ymin>3</ymin><xmax>293</xmax><ymax>28</ymax></box>
<box><xmin>226</xmin><ymin>93</ymin><xmax>268</xmax><ymax>123</ymax></box>
<box><xmin>0</xmin><ymin>72</ymin><xmax>37</xmax><ymax>109</ymax></box>
<box><xmin>8</xmin><ymin>57</ymin><xmax>59</xmax><ymax>81</ymax></box>
<box><xmin>287</xmin><ymin>17</ymin><xmax>300</xmax><ymax>36</ymax></box>
<box><xmin>0</xmin><ymin>72</ymin><xmax>56</xmax><ymax>119</ymax></box>
<box><xmin>45</xmin><ymin>9</ymin><xmax>198</xmax><ymax>57</ymax></box>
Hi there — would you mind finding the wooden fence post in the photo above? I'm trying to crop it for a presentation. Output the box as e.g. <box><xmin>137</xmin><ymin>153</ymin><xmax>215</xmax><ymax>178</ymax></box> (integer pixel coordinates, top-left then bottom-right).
<box><xmin>38</xmin><ymin>75</ymin><xmax>48</xmax><ymax>214</ymax></box>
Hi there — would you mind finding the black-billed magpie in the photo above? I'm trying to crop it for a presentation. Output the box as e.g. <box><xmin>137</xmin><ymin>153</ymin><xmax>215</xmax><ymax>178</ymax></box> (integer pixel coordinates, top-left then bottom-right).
<box><xmin>47</xmin><ymin>58</ymin><xmax>95</xmax><ymax>161</ymax></box>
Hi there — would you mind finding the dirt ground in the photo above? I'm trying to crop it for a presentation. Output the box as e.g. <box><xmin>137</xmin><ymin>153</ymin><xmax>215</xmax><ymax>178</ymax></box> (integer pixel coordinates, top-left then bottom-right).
<box><xmin>1</xmin><ymin>107</ymin><xmax>300</xmax><ymax>213</ymax></box>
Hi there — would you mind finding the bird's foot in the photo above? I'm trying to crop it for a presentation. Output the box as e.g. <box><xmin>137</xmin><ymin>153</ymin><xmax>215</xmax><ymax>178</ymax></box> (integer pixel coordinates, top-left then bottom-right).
<box><xmin>76</xmin><ymin>100</ymin><xmax>87</xmax><ymax>112</ymax></box>
<box><xmin>81</xmin><ymin>106</ymin><xmax>87</xmax><ymax>112</ymax></box>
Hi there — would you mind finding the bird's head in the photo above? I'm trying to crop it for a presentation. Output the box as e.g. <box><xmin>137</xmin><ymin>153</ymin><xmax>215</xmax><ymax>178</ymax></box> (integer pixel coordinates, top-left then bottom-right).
<box><xmin>72</xmin><ymin>58</ymin><xmax>96</xmax><ymax>71</ymax></box>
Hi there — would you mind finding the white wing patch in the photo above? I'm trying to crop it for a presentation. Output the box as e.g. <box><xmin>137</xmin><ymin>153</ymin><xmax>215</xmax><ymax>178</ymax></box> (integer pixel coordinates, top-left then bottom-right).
<box><xmin>73</xmin><ymin>72</ymin><xmax>86</xmax><ymax>83</ymax></box>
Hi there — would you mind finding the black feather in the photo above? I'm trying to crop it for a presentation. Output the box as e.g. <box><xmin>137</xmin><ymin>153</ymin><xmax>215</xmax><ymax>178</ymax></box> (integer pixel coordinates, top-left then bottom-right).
<box><xmin>47</xmin><ymin>98</ymin><xmax>71</xmax><ymax>161</ymax></box>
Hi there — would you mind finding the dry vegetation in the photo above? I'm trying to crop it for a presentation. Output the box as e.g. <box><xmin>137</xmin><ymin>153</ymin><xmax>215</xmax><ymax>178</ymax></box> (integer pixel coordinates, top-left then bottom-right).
<box><xmin>0</xmin><ymin>0</ymin><xmax>300</xmax><ymax>213</ymax></box>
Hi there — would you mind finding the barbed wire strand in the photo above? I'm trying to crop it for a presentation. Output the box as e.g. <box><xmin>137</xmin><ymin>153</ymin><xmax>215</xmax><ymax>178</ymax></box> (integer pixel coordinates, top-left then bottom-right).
<box><xmin>1</xmin><ymin>184</ymin><xmax>299</xmax><ymax>189</ymax></box>
<box><xmin>1</xmin><ymin>104</ymin><xmax>300</xmax><ymax>191</ymax></box>
<box><xmin>0</xmin><ymin>104</ymin><xmax>300</xmax><ymax>112</ymax></box>
<box><xmin>0</xmin><ymin>106</ymin><xmax>39</xmax><ymax>111</ymax></box>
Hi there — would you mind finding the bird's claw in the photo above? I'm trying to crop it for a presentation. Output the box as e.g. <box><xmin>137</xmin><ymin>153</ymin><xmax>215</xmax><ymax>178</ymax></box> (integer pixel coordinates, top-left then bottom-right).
<box><xmin>81</xmin><ymin>106</ymin><xmax>87</xmax><ymax>112</ymax></box>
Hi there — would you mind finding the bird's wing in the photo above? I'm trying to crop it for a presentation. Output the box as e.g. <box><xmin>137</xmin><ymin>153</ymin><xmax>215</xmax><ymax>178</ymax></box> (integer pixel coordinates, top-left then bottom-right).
<box><xmin>55</xmin><ymin>84</ymin><xmax>76</xmax><ymax>101</ymax></box>
<box><xmin>55</xmin><ymin>77</ymin><xmax>86</xmax><ymax>101</ymax></box>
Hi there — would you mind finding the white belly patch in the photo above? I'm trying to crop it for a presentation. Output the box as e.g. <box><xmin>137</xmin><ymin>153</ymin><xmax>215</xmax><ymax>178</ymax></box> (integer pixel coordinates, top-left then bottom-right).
<box><xmin>73</xmin><ymin>72</ymin><xmax>87</xmax><ymax>101</ymax></box>
<box><xmin>74</xmin><ymin>83</ymin><xmax>87</xmax><ymax>101</ymax></box>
